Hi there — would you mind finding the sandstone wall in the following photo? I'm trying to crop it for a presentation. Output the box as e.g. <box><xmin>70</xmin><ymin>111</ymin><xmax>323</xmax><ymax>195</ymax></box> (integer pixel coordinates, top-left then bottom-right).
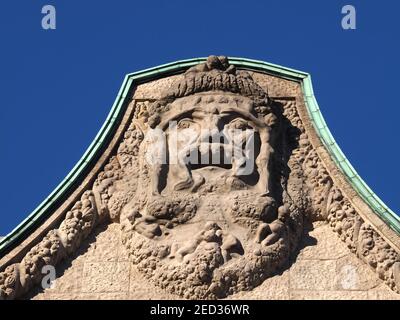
<box><xmin>29</xmin><ymin>222</ymin><xmax>400</xmax><ymax>300</ymax></box>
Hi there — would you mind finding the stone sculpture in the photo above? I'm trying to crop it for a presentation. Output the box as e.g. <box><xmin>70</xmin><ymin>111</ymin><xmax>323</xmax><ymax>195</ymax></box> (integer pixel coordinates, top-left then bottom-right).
<box><xmin>1</xmin><ymin>56</ymin><xmax>399</xmax><ymax>300</ymax></box>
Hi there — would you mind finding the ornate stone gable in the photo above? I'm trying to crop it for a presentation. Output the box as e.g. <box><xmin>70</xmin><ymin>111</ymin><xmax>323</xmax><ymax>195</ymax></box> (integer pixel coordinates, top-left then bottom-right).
<box><xmin>0</xmin><ymin>56</ymin><xmax>399</xmax><ymax>300</ymax></box>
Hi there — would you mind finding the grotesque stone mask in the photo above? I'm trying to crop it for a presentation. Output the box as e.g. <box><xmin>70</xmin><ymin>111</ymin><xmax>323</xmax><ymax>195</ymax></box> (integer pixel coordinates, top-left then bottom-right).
<box><xmin>2</xmin><ymin>56</ymin><xmax>400</xmax><ymax>301</ymax></box>
<box><xmin>116</xmin><ymin>56</ymin><xmax>304</xmax><ymax>299</ymax></box>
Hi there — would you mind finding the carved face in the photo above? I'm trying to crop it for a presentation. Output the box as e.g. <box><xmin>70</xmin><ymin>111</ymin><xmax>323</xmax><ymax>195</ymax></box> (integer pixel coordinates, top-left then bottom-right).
<box><xmin>118</xmin><ymin>74</ymin><xmax>304</xmax><ymax>299</ymax></box>
<box><xmin>148</xmin><ymin>93</ymin><xmax>270</xmax><ymax>195</ymax></box>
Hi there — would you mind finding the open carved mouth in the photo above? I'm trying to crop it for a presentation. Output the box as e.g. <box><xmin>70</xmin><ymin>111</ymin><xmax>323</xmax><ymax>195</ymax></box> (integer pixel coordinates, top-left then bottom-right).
<box><xmin>182</xmin><ymin>142</ymin><xmax>247</xmax><ymax>171</ymax></box>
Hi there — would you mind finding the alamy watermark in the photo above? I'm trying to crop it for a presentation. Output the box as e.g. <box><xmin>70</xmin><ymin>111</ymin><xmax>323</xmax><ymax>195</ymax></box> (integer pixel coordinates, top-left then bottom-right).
<box><xmin>342</xmin><ymin>5</ymin><xmax>356</xmax><ymax>30</ymax></box>
<box><xmin>339</xmin><ymin>264</ymin><xmax>358</xmax><ymax>289</ymax></box>
<box><xmin>41</xmin><ymin>5</ymin><xmax>356</xmax><ymax>31</ymax></box>
<box><xmin>41</xmin><ymin>265</ymin><xmax>56</xmax><ymax>289</ymax></box>
<box><xmin>144</xmin><ymin>121</ymin><xmax>256</xmax><ymax>176</ymax></box>
<box><xmin>41</xmin><ymin>5</ymin><xmax>56</xmax><ymax>30</ymax></box>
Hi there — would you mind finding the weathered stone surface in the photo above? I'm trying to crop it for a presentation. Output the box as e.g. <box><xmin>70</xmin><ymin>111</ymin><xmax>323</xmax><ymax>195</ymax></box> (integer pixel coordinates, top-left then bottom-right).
<box><xmin>33</xmin><ymin>292</ymin><xmax>130</xmax><ymax>300</ymax></box>
<box><xmin>74</xmin><ymin>224</ymin><xmax>121</xmax><ymax>263</ymax></box>
<box><xmin>297</xmin><ymin>223</ymin><xmax>349</xmax><ymax>261</ymax></box>
<box><xmin>115</xmin><ymin>56</ymin><xmax>307</xmax><ymax>299</ymax></box>
<box><xmin>82</xmin><ymin>262</ymin><xmax>130</xmax><ymax>293</ymax></box>
<box><xmin>29</xmin><ymin>222</ymin><xmax>399</xmax><ymax>300</ymax></box>
<box><xmin>129</xmin><ymin>265</ymin><xmax>178</xmax><ymax>299</ymax></box>
<box><xmin>335</xmin><ymin>254</ymin><xmax>380</xmax><ymax>291</ymax></box>
<box><xmin>228</xmin><ymin>270</ymin><xmax>290</xmax><ymax>300</ymax></box>
<box><xmin>290</xmin><ymin>260</ymin><xmax>337</xmax><ymax>291</ymax></box>
<box><xmin>368</xmin><ymin>284</ymin><xmax>400</xmax><ymax>300</ymax></box>
<box><xmin>45</xmin><ymin>262</ymin><xmax>84</xmax><ymax>294</ymax></box>
<box><xmin>133</xmin><ymin>75</ymin><xmax>181</xmax><ymax>100</ymax></box>
<box><xmin>290</xmin><ymin>290</ymin><xmax>369</xmax><ymax>300</ymax></box>
<box><xmin>251</xmin><ymin>72</ymin><xmax>298</xmax><ymax>97</ymax></box>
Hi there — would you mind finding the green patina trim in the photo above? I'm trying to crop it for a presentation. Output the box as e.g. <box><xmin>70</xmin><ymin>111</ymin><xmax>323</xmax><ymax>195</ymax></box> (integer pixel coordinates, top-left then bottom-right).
<box><xmin>301</xmin><ymin>76</ymin><xmax>400</xmax><ymax>234</ymax></box>
<box><xmin>1</xmin><ymin>57</ymin><xmax>398</xmax><ymax>257</ymax></box>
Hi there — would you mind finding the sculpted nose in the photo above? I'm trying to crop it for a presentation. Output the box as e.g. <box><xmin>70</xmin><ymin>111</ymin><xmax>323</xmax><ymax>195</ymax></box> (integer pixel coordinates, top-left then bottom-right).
<box><xmin>200</xmin><ymin>116</ymin><xmax>220</xmax><ymax>143</ymax></box>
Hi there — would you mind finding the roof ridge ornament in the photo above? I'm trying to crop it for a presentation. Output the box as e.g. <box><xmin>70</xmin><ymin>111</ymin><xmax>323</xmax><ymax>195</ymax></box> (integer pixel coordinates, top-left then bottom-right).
<box><xmin>166</xmin><ymin>55</ymin><xmax>269</xmax><ymax>101</ymax></box>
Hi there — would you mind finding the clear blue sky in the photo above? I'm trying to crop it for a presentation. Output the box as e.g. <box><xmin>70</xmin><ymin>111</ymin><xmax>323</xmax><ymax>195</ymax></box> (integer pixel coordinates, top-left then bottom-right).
<box><xmin>0</xmin><ymin>0</ymin><xmax>399</xmax><ymax>235</ymax></box>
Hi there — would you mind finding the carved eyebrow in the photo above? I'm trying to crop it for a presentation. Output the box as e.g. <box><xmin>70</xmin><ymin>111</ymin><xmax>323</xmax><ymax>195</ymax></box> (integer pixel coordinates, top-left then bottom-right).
<box><xmin>191</xmin><ymin>110</ymin><xmax>206</xmax><ymax>119</ymax></box>
<box><xmin>220</xmin><ymin>108</ymin><xmax>265</xmax><ymax>127</ymax></box>
<box><xmin>159</xmin><ymin>110</ymin><xmax>197</xmax><ymax>130</ymax></box>
<box><xmin>159</xmin><ymin>106</ymin><xmax>265</xmax><ymax>129</ymax></box>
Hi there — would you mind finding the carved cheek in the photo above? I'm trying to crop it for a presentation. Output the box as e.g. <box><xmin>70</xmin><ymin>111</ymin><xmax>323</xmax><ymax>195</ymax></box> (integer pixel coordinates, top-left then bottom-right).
<box><xmin>224</xmin><ymin>126</ymin><xmax>254</xmax><ymax>149</ymax></box>
<box><xmin>177</xmin><ymin>126</ymin><xmax>200</xmax><ymax>146</ymax></box>
<box><xmin>143</xmin><ymin>130</ymin><xmax>167</xmax><ymax>165</ymax></box>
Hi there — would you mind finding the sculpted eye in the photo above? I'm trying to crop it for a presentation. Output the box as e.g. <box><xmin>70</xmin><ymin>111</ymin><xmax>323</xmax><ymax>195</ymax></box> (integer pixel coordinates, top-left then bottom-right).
<box><xmin>177</xmin><ymin>118</ymin><xmax>196</xmax><ymax>129</ymax></box>
<box><xmin>227</xmin><ymin>118</ymin><xmax>251</xmax><ymax>130</ymax></box>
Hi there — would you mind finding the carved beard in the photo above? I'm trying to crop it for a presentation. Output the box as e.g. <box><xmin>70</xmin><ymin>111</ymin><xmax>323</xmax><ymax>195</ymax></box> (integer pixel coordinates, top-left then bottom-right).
<box><xmin>119</xmin><ymin>160</ymin><xmax>303</xmax><ymax>299</ymax></box>
<box><xmin>117</xmin><ymin>97</ymin><xmax>304</xmax><ymax>298</ymax></box>
<box><xmin>120</xmin><ymin>194</ymin><xmax>288</xmax><ymax>298</ymax></box>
